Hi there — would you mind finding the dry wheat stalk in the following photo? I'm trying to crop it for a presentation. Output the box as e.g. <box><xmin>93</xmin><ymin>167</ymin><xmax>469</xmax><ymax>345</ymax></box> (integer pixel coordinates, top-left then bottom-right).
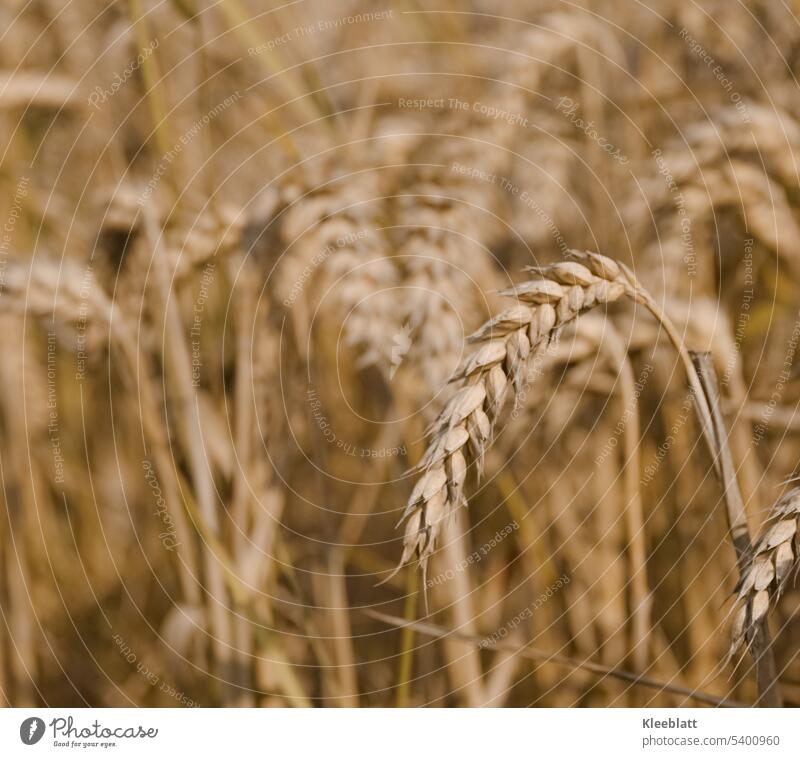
<box><xmin>730</xmin><ymin>487</ymin><xmax>800</xmax><ymax>658</ymax></box>
<box><xmin>393</xmin><ymin>250</ymin><xmax>715</xmax><ymax>576</ymax></box>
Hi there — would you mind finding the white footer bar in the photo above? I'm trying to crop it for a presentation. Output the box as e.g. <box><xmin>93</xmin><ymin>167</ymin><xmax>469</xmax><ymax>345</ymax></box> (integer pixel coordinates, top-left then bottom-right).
<box><xmin>0</xmin><ymin>708</ymin><xmax>794</xmax><ymax>756</ymax></box>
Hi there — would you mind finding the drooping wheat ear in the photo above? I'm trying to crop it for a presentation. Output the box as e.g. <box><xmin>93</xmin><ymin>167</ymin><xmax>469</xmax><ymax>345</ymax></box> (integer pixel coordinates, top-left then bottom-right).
<box><xmin>394</xmin><ymin>252</ymin><xmax>634</xmax><ymax>574</ymax></box>
<box><xmin>393</xmin><ymin>250</ymin><xmax>715</xmax><ymax>577</ymax></box>
<box><xmin>730</xmin><ymin>488</ymin><xmax>800</xmax><ymax>658</ymax></box>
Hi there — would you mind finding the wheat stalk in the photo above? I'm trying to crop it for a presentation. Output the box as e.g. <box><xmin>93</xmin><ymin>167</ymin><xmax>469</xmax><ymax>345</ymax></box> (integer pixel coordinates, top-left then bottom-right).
<box><xmin>393</xmin><ymin>250</ymin><xmax>716</xmax><ymax>577</ymax></box>
<box><xmin>730</xmin><ymin>487</ymin><xmax>800</xmax><ymax>658</ymax></box>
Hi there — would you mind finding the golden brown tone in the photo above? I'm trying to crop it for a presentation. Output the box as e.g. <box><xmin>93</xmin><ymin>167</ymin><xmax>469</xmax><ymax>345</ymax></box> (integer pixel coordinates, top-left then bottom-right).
<box><xmin>1</xmin><ymin>0</ymin><xmax>800</xmax><ymax>707</ymax></box>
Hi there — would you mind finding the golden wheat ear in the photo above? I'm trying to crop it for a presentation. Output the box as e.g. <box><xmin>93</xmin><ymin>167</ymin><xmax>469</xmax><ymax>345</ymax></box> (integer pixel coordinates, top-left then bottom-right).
<box><xmin>394</xmin><ymin>251</ymin><xmax>644</xmax><ymax>576</ymax></box>
<box><xmin>393</xmin><ymin>250</ymin><xmax>719</xmax><ymax>579</ymax></box>
<box><xmin>729</xmin><ymin>488</ymin><xmax>800</xmax><ymax>659</ymax></box>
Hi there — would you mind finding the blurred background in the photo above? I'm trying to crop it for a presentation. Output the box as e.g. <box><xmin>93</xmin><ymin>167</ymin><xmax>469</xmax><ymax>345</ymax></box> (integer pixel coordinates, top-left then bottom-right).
<box><xmin>1</xmin><ymin>0</ymin><xmax>799</xmax><ymax>706</ymax></box>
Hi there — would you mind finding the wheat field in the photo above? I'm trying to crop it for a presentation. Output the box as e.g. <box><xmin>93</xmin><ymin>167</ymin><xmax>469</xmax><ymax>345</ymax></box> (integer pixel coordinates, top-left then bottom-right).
<box><xmin>1</xmin><ymin>0</ymin><xmax>800</xmax><ymax>708</ymax></box>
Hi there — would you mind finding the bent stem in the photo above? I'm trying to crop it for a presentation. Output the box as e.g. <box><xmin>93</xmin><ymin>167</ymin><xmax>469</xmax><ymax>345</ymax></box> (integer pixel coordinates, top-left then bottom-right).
<box><xmin>623</xmin><ymin>278</ymin><xmax>717</xmax><ymax>460</ymax></box>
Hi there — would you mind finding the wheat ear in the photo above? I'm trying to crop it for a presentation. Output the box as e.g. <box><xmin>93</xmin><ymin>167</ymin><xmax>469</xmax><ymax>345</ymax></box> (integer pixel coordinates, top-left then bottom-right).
<box><xmin>730</xmin><ymin>488</ymin><xmax>800</xmax><ymax>658</ymax></box>
<box><xmin>393</xmin><ymin>250</ymin><xmax>715</xmax><ymax>577</ymax></box>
